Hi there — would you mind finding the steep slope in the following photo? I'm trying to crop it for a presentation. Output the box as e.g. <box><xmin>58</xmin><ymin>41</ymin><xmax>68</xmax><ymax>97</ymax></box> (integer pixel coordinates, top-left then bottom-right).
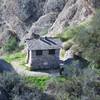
<box><xmin>28</xmin><ymin>0</ymin><xmax>100</xmax><ymax>37</ymax></box>
<box><xmin>47</xmin><ymin>0</ymin><xmax>98</xmax><ymax>36</ymax></box>
<box><xmin>0</xmin><ymin>0</ymin><xmax>46</xmax><ymax>39</ymax></box>
<box><xmin>28</xmin><ymin>0</ymin><xmax>66</xmax><ymax>38</ymax></box>
<box><xmin>0</xmin><ymin>0</ymin><xmax>100</xmax><ymax>48</ymax></box>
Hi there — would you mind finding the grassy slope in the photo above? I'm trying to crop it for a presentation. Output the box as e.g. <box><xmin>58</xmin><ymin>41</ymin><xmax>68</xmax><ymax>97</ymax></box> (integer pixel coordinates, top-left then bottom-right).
<box><xmin>25</xmin><ymin>76</ymin><xmax>66</xmax><ymax>90</ymax></box>
<box><xmin>2</xmin><ymin>51</ymin><xmax>26</xmax><ymax>68</ymax></box>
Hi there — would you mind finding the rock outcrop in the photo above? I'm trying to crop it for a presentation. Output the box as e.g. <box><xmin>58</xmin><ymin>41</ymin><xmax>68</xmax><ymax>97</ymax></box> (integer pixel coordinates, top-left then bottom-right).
<box><xmin>28</xmin><ymin>0</ymin><xmax>98</xmax><ymax>38</ymax></box>
<box><xmin>27</xmin><ymin>0</ymin><xmax>66</xmax><ymax>38</ymax></box>
<box><xmin>48</xmin><ymin>0</ymin><xmax>96</xmax><ymax>36</ymax></box>
<box><xmin>27</xmin><ymin>12</ymin><xmax>58</xmax><ymax>38</ymax></box>
<box><xmin>0</xmin><ymin>59</ymin><xmax>15</xmax><ymax>72</ymax></box>
<box><xmin>0</xmin><ymin>0</ymin><xmax>47</xmax><ymax>39</ymax></box>
<box><xmin>0</xmin><ymin>0</ymin><xmax>100</xmax><ymax>46</ymax></box>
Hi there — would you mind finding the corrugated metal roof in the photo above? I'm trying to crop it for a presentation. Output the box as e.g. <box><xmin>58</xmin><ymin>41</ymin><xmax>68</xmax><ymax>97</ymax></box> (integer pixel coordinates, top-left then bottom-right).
<box><xmin>25</xmin><ymin>37</ymin><xmax>62</xmax><ymax>50</ymax></box>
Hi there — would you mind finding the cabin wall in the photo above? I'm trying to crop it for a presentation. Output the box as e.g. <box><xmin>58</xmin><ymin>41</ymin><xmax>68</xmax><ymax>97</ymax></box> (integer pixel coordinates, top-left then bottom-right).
<box><xmin>28</xmin><ymin>50</ymin><xmax>32</xmax><ymax>67</ymax></box>
<box><xmin>29</xmin><ymin>49</ymin><xmax>60</xmax><ymax>70</ymax></box>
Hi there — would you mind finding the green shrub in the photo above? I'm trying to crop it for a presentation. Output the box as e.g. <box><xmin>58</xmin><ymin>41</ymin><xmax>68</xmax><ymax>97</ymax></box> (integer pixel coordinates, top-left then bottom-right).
<box><xmin>58</xmin><ymin>24</ymin><xmax>86</xmax><ymax>42</ymax></box>
<box><xmin>45</xmin><ymin>77</ymin><xmax>82</xmax><ymax>100</ymax></box>
<box><xmin>25</xmin><ymin>76</ymin><xmax>50</xmax><ymax>90</ymax></box>
<box><xmin>3</xmin><ymin>52</ymin><xmax>26</xmax><ymax>63</ymax></box>
<box><xmin>60</xmin><ymin>49</ymin><xmax>66</xmax><ymax>58</ymax></box>
<box><xmin>3</xmin><ymin>36</ymin><xmax>18</xmax><ymax>52</ymax></box>
<box><xmin>45</xmin><ymin>69</ymin><xmax>100</xmax><ymax>100</ymax></box>
<box><xmin>62</xmin><ymin>39</ymin><xmax>74</xmax><ymax>50</ymax></box>
<box><xmin>0</xmin><ymin>72</ymin><xmax>99</xmax><ymax>100</ymax></box>
<box><xmin>74</xmin><ymin>10</ymin><xmax>100</xmax><ymax>68</ymax></box>
<box><xmin>0</xmin><ymin>73</ymin><xmax>42</xmax><ymax>100</ymax></box>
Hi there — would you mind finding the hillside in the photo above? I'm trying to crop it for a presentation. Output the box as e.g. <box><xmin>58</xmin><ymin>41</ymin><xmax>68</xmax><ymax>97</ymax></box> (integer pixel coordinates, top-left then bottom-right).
<box><xmin>0</xmin><ymin>0</ymin><xmax>100</xmax><ymax>100</ymax></box>
<box><xmin>0</xmin><ymin>0</ymin><xmax>100</xmax><ymax>46</ymax></box>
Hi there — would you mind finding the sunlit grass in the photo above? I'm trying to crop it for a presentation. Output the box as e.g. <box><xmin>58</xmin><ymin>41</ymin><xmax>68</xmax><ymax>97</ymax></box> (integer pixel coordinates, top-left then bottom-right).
<box><xmin>25</xmin><ymin>76</ymin><xmax>67</xmax><ymax>90</ymax></box>
<box><xmin>3</xmin><ymin>51</ymin><xmax>26</xmax><ymax>67</ymax></box>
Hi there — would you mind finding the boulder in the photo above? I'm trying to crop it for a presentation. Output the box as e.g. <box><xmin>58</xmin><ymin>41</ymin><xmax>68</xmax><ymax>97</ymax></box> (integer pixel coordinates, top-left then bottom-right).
<box><xmin>0</xmin><ymin>59</ymin><xmax>15</xmax><ymax>72</ymax></box>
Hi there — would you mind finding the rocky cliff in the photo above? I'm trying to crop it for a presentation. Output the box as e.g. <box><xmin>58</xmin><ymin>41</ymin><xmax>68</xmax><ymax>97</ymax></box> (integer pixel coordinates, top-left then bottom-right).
<box><xmin>0</xmin><ymin>0</ymin><xmax>100</xmax><ymax>46</ymax></box>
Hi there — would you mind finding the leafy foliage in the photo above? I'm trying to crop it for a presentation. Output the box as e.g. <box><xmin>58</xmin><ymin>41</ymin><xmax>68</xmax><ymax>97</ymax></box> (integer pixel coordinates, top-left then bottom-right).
<box><xmin>3</xmin><ymin>52</ymin><xmax>25</xmax><ymax>63</ymax></box>
<box><xmin>3</xmin><ymin>36</ymin><xmax>18</xmax><ymax>52</ymax></box>
<box><xmin>45</xmin><ymin>68</ymin><xmax>100</xmax><ymax>100</ymax></box>
<box><xmin>58</xmin><ymin>23</ymin><xmax>86</xmax><ymax>42</ymax></box>
<box><xmin>25</xmin><ymin>76</ymin><xmax>50</xmax><ymax>90</ymax></box>
<box><xmin>0</xmin><ymin>71</ymin><xmax>99</xmax><ymax>100</ymax></box>
<box><xmin>0</xmin><ymin>73</ymin><xmax>42</xmax><ymax>100</ymax></box>
<box><xmin>3</xmin><ymin>51</ymin><xmax>26</xmax><ymax>68</ymax></box>
<box><xmin>74</xmin><ymin>10</ymin><xmax>100</xmax><ymax>68</ymax></box>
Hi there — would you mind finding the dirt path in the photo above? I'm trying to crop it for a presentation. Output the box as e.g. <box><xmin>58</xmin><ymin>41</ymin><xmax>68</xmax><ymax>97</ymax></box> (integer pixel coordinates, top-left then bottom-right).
<box><xmin>11</xmin><ymin>61</ymin><xmax>59</xmax><ymax>77</ymax></box>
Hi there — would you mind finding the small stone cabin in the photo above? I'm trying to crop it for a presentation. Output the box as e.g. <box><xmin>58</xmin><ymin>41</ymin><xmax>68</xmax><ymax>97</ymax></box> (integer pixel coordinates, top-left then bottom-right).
<box><xmin>25</xmin><ymin>35</ymin><xmax>62</xmax><ymax>70</ymax></box>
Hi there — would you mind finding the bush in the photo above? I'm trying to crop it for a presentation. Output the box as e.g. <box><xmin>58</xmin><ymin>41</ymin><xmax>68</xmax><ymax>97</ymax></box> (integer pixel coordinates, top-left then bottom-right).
<box><xmin>3</xmin><ymin>36</ymin><xmax>18</xmax><ymax>52</ymax></box>
<box><xmin>62</xmin><ymin>39</ymin><xmax>74</xmax><ymax>50</ymax></box>
<box><xmin>45</xmin><ymin>77</ymin><xmax>82</xmax><ymax>100</ymax></box>
<box><xmin>0</xmin><ymin>71</ymin><xmax>99</xmax><ymax>100</ymax></box>
<box><xmin>3</xmin><ymin>51</ymin><xmax>26</xmax><ymax>69</ymax></box>
<box><xmin>25</xmin><ymin>76</ymin><xmax>50</xmax><ymax>90</ymax></box>
<box><xmin>0</xmin><ymin>73</ymin><xmax>42</xmax><ymax>100</ymax></box>
<box><xmin>45</xmin><ymin>68</ymin><xmax>100</xmax><ymax>100</ymax></box>
<box><xmin>58</xmin><ymin>24</ymin><xmax>86</xmax><ymax>42</ymax></box>
<box><xmin>74</xmin><ymin>10</ymin><xmax>100</xmax><ymax>68</ymax></box>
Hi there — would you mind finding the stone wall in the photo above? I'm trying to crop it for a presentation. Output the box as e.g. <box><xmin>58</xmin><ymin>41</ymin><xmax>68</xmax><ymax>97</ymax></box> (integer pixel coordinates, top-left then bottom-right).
<box><xmin>29</xmin><ymin>50</ymin><xmax>60</xmax><ymax>70</ymax></box>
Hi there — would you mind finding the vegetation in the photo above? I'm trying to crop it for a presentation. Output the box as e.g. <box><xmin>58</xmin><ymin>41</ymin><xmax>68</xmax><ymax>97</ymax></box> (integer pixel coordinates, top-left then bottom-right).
<box><xmin>57</xmin><ymin>17</ymin><xmax>90</xmax><ymax>58</ymax></box>
<box><xmin>25</xmin><ymin>76</ymin><xmax>67</xmax><ymax>91</ymax></box>
<box><xmin>3</xmin><ymin>36</ymin><xmax>18</xmax><ymax>52</ymax></box>
<box><xmin>45</xmin><ymin>68</ymin><xmax>100</xmax><ymax>100</ymax></box>
<box><xmin>60</xmin><ymin>48</ymin><xmax>66</xmax><ymax>59</ymax></box>
<box><xmin>59</xmin><ymin>10</ymin><xmax>100</xmax><ymax>69</ymax></box>
<box><xmin>0</xmin><ymin>6</ymin><xmax>100</xmax><ymax>100</ymax></box>
<box><xmin>0</xmin><ymin>68</ymin><xmax>99</xmax><ymax>100</ymax></box>
<box><xmin>3</xmin><ymin>51</ymin><xmax>26</xmax><ymax>67</ymax></box>
<box><xmin>0</xmin><ymin>73</ymin><xmax>42</xmax><ymax>100</ymax></box>
<box><xmin>25</xmin><ymin>76</ymin><xmax>50</xmax><ymax>90</ymax></box>
<box><xmin>58</xmin><ymin>22</ymin><xmax>87</xmax><ymax>42</ymax></box>
<box><xmin>74</xmin><ymin>10</ymin><xmax>100</xmax><ymax>68</ymax></box>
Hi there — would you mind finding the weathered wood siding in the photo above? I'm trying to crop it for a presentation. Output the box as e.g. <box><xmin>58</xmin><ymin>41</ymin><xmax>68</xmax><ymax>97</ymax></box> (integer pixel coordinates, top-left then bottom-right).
<box><xmin>29</xmin><ymin>50</ymin><xmax>60</xmax><ymax>70</ymax></box>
